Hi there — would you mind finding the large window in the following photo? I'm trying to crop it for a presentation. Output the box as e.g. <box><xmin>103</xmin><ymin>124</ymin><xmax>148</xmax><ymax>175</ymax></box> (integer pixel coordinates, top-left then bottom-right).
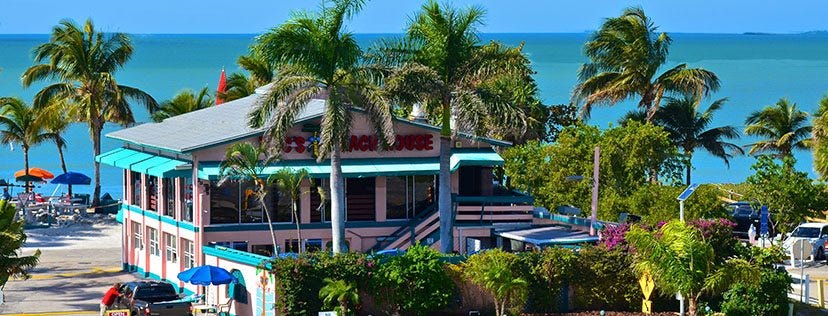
<box><xmin>182</xmin><ymin>239</ymin><xmax>194</xmax><ymax>269</ymax></box>
<box><xmin>310</xmin><ymin>178</ymin><xmax>331</xmax><ymax>223</ymax></box>
<box><xmin>148</xmin><ymin>227</ymin><xmax>159</xmax><ymax>256</ymax></box>
<box><xmin>386</xmin><ymin>175</ymin><xmax>437</xmax><ymax>220</ymax></box>
<box><xmin>163</xmin><ymin>178</ymin><xmax>175</xmax><ymax>218</ymax></box>
<box><xmin>210</xmin><ymin>180</ymin><xmax>240</xmax><ymax>224</ymax></box>
<box><xmin>130</xmin><ymin>171</ymin><xmax>142</xmax><ymax>206</ymax></box>
<box><xmin>346</xmin><ymin>177</ymin><xmax>375</xmax><ymax>221</ymax></box>
<box><xmin>132</xmin><ymin>222</ymin><xmax>143</xmax><ymax>250</ymax></box>
<box><xmin>210</xmin><ymin>180</ymin><xmax>292</xmax><ymax>224</ymax></box>
<box><xmin>165</xmin><ymin>233</ymin><xmax>177</xmax><ymax>263</ymax></box>
<box><xmin>181</xmin><ymin>177</ymin><xmax>193</xmax><ymax>222</ymax></box>
<box><xmin>146</xmin><ymin>176</ymin><xmax>158</xmax><ymax>212</ymax></box>
<box><xmin>251</xmin><ymin>244</ymin><xmax>274</xmax><ymax>257</ymax></box>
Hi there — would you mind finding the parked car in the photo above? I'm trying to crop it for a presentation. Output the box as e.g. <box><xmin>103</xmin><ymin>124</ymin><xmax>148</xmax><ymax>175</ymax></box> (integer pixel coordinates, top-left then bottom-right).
<box><xmin>729</xmin><ymin>202</ymin><xmax>775</xmax><ymax>239</ymax></box>
<box><xmin>111</xmin><ymin>281</ymin><xmax>191</xmax><ymax>316</ymax></box>
<box><xmin>782</xmin><ymin>223</ymin><xmax>828</xmax><ymax>260</ymax></box>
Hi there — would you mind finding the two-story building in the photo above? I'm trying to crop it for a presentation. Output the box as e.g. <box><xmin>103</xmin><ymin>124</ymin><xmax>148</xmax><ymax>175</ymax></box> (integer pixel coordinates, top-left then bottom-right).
<box><xmin>99</xmin><ymin>85</ymin><xmax>534</xmax><ymax>294</ymax></box>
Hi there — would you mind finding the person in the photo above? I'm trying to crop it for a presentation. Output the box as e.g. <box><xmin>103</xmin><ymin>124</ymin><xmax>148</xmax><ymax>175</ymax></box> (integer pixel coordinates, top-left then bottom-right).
<box><xmin>2</xmin><ymin>188</ymin><xmax>10</xmax><ymax>201</ymax></box>
<box><xmin>100</xmin><ymin>282</ymin><xmax>122</xmax><ymax>315</ymax></box>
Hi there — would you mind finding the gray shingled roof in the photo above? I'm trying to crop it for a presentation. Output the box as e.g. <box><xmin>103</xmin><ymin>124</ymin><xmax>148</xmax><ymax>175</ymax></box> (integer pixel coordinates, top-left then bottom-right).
<box><xmin>107</xmin><ymin>90</ymin><xmax>326</xmax><ymax>153</ymax></box>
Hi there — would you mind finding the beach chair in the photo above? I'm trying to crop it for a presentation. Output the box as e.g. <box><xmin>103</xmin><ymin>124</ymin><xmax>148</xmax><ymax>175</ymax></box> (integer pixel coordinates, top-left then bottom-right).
<box><xmin>217</xmin><ymin>298</ymin><xmax>233</xmax><ymax>316</ymax></box>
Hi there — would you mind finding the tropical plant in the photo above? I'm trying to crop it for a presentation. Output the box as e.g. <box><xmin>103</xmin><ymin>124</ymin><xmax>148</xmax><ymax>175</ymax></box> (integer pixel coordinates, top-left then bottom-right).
<box><xmin>377</xmin><ymin>0</ymin><xmax>534</xmax><ymax>252</ymax></box>
<box><xmin>372</xmin><ymin>244</ymin><xmax>454</xmax><ymax>315</ymax></box>
<box><xmin>652</xmin><ymin>96</ymin><xmax>743</xmax><ymax>184</ymax></box>
<box><xmin>319</xmin><ymin>278</ymin><xmax>359</xmax><ymax>316</ymax></box>
<box><xmin>39</xmin><ymin>103</ymin><xmax>72</xmax><ymax>194</ymax></box>
<box><xmin>625</xmin><ymin>220</ymin><xmax>759</xmax><ymax>316</ymax></box>
<box><xmin>250</xmin><ymin>0</ymin><xmax>395</xmax><ymax>253</ymax></box>
<box><xmin>0</xmin><ymin>97</ymin><xmax>59</xmax><ymax>192</ymax></box>
<box><xmin>272</xmin><ymin>168</ymin><xmax>309</xmax><ymax>254</ymax></box>
<box><xmin>151</xmin><ymin>87</ymin><xmax>212</xmax><ymax>122</ymax></box>
<box><xmin>0</xmin><ymin>200</ymin><xmax>41</xmax><ymax>288</ymax></box>
<box><xmin>744</xmin><ymin>98</ymin><xmax>811</xmax><ymax>157</ymax></box>
<box><xmin>811</xmin><ymin>95</ymin><xmax>828</xmax><ymax>179</ymax></box>
<box><xmin>573</xmin><ymin>7</ymin><xmax>720</xmax><ymax>120</ymax></box>
<box><xmin>219</xmin><ymin>52</ymin><xmax>276</xmax><ymax>102</ymax></box>
<box><xmin>22</xmin><ymin>19</ymin><xmax>158</xmax><ymax>206</ymax></box>
<box><xmin>462</xmin><ymin>248</ymin><xmax>528</xmax><ymax>316</ymax></box>
<box><xmin>219</xmin><ymin>142</ymin><xmax>279</xmax><ymax>254</ymax></box>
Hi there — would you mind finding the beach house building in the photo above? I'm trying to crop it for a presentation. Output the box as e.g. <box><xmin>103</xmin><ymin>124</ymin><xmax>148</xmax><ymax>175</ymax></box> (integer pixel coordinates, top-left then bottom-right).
<box><xmin>98</xmin><ymin>85</ymin><xmax>534</xmax><ymax>296</ymax></box>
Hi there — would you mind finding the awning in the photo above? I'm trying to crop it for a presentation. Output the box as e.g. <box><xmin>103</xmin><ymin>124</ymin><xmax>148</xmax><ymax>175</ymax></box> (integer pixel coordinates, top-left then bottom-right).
<box><xmin>96</xmin><ymin>148</ymin><xmax>191</xmax><ymax>178</ymax></box>
<box><xmin>495</xmin><ymin>226</ymin><xmax>599</xmax><ymax>246</ymax></box>
<box><xmin>198</xmin><ymin>158</ymin><xmax>440</xmax><ymax>180</ymax></box>
<box><xmin>450</xmin><ymin>150</ymin><xmax>504</xmax><ymax>171</ymax></box>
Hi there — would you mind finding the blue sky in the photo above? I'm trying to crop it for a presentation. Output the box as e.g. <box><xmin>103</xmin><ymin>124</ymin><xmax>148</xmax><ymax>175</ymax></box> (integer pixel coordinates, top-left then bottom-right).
<box><xmin>1</xmin><ymin>0</ymin><xmax>826</xmax><ymax>34</ymax></box>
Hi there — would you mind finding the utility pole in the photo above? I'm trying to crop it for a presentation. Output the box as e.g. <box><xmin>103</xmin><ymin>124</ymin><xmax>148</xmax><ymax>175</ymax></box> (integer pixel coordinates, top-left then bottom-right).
<box><xmin>590</xmin><ymin>146</ymin><xmax>600</xmax><ymax>236</ymax></box>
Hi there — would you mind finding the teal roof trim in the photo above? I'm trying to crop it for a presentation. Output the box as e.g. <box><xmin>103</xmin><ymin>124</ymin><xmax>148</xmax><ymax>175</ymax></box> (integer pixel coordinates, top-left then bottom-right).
<box><xmin>450</xmin><ymin>150</ymin><xmax>504</xmax><ymax>171</ymax></box>
<box><xmin>198</xmin><ymin>157</ymin><xmax>441</xmax><ymax>180</ymax></box>
<box><xmin>98</xmin><ymin>148</ymin><xmax>191</xmax><ymax>178</ymax></box>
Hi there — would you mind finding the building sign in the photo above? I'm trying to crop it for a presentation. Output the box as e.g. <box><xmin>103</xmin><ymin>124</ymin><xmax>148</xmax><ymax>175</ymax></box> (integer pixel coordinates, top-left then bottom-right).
<box><xmin>285</xmin><ymin>134</ymin><xmax>434</xmax><ymax>155</ymax></box>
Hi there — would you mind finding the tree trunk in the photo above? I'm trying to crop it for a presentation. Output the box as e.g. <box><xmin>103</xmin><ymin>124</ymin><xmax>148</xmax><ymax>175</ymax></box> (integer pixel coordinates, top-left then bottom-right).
<box><xmin>687</xmin><ymin>296</ymin><xmax>698</xmax><ymax>316</ymax></box>
<box><xmin>57</xmin><ymin>145</ymin><xmax>72</xmax><ymax>196</ymax></box>
<box><xmin>438</xmin><ymin>94</ymin><xmax>454</xmax><ymax>253</ymax></box>
<box><xmin>330</xmin><ymin>144</ymin><xmax>346</xmax><ymax>254</ymax></box>
<box><xmin>23</xmin><ymin>147</ymin><xmax>30</xmax><ymax>193</ymax></box>
<box><xmin>259</xmin><ymin>192</ymin><xmax>278</xmax><ymax>256</ymax></box>
<box><xmin>91</xmin><ymin>123</ymin><xmax>102</xmax><ymax>207</ymax></box>
<box><xmin>340</xmin><ymin>300</ymin><xmax>348</xmax><ymax>316</ymax></box>
<box><xmin>293</xmin><ymin>199</ymin><xmax>302</xmax><ymax>254</ymax></box>
<box><xmin>685</xmin><ymin>151</ymin><xmax>693</xmax><ymax>185</ymax></box>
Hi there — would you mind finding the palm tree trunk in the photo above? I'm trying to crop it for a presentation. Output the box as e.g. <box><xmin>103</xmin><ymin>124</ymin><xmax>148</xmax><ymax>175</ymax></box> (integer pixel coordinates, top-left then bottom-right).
<box><xmin>293</xmin><ymin>199</ymin><xmax>302</xmax><ymax>254</ymax></box>
<box><xmin>57</xmin><ymin>145</ymin><xmax>72</xmax><ymax>196</ymax></box>
<box><xmin>438</xmin><ymin>95</ymin><xmax>453</xmax><ymax>253</ymax></box>
<box><xmin>91</xmin><ymin>123</ymin><xmax>102</xmax><ymax>207</ymax></box>
<box><xmin>259</xmin><ymin>193</ymin><xmax>278</xmax><ymax>256</ymax></box>
<box><xmin>330</xmin><ymin>144</ymin><xmax>346</xmax><ymax>254</ymax></box>
<box><xmin>685</xmin><ymin>151</ymin><xmax>693</xmax><ymax>185</ymax></box>
<box><xmin>687</xmin><ymin>296</ymin><xmax>698</xmax><ymax>316</ymax></box>
<box><xmin>23</xmin><ymin>147</ymin><xmax>30</xmax><ymax>193</ymax></box>
<box><xmin>340</xmin><ymin>300</ymin><xmax>348</xmax><ymax>316</ymax></box>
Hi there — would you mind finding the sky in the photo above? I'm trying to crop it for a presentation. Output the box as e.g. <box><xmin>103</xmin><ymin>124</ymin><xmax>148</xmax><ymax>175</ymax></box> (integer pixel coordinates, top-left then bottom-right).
<box><xmin>0</xmin><ymin>0</ymin><xmax>826</xmax><ymax>34</ymax></box>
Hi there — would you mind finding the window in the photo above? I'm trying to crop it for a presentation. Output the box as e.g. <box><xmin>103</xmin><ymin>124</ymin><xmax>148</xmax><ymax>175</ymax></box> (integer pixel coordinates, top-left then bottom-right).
<box><xmin>132</xmin><ymin>222</ymin><xmax>143</xmax><ymax>249</ymax></box>
<box><xmin>163</xmin><ymin>178</ymin><xmax>176</xmax><ymax>218</ymax></box>
<box><xmin>210</xmin><ymin>180</ymin><xmax>240</xmax><ymax>224</ymax></box>
<box><xmin>182</xmin><ymin>239</ymin><xmax>195</xmax><ymax>269</ymax></box>
<box><xmin>181</xmin><ymin>177</ymin><xmax>194</xmax><ymax>223</ymax></box>
<box><xmin>310</xmin><ymin>178</ymin><xmax>331</xmax><ymax>223</ymax></box>
<box><xmin>165</xmin><ymin>233</ymin><xmax>177</xmax><ymax>263</ymax></box>
<box><xmin>266</xmin><ymin>184</ymin><xmax>293</xmax><ymax>223</ymax></box>
<box><xmin>147</xmin><ymin>176</ymin><xmax>158</xmax><ymax>212</ymax></box>
<box><xmin>211</xmin><ymin>241</ymin><xmax>248</xmax><ymax>252</ymax></box>
<box><xmin>251</xmin><ymin>245</ymin><xmax>274</xmax><ymax>257</ymax></box>
<box><xmin>346</xmin><ymin>177</ymin><xmax>375</xmax><ymax>221</ymax></box>
<box><xmin>386</xmin><ymin>175</ymin><xmax>436</xmax><ymax>219</ymax></box>
<box><xmin>210</xmin><ymin>180</ymin><xmax>293</xmax><ymax>224</ymax></box>
<box><xmin>148</xmin><ymin>227</ymin><xmax>159</xmax><ymax>256</ymax></box>
<box><xmin>131</xmin><ymin>172</ymin><xmax>142</xmax><ymax>206</ymax></box>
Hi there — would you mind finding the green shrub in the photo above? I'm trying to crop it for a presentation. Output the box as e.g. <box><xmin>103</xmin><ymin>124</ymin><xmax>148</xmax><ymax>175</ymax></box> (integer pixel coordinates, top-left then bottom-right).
<box><xmin>519</xmin><ymin>247</ymin><xmax>578</xmax><ymax>313</ymax></box>
<box><xmin>463</xmin><ymin>249</ymin><xmax>528</xmax><ymax>316</ymax></box>
<box><xmin>572</xmin><ymin>246</ymin><xmax>641</xmax><ymax>311</ymax></box>
<box><xmin>371</xmin><ymin>244</ymin><xmax>454</xmax><ymax>315</ymax></box>
<box><xmin>721</xmin><ymin>267</ymin><xmax>792</xmax><ymax>316</ymax></box>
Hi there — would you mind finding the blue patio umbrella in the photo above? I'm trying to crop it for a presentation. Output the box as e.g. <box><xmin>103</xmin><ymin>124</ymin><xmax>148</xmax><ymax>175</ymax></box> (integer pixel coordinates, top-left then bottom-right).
<box><xmin>51</xmin><ymin>171</ymin><xmax>91</xmax><ymax>185</ymax></box>
<box><xmin>177</xmin><ymin>265</ymin><xmax>236</xmax><ymax>286</ymax></box>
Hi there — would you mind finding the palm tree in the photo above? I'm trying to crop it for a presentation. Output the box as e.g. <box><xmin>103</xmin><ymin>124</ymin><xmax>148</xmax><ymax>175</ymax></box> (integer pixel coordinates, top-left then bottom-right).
<box><xmin>377</xmin><ymin>1</ymin><xmax>533</xmax><ymax>253</ymax></box>
<box><xmin>272</xmin><ymin>168</ymin><xmax>309</xmax><ymax>254</ymax></box>
<box><xmin>219</xmin><ymin>142</ymin><xmax>279</xmax><ymax>255</ymax></box>
<box><xmin>318</xmin><ymin>278</ymin><xmax>359</xmax><ymax>316</ymax></box>
<box><xmin>250</xmin><ymin>0</ymin><xmax>395</xmax><ymax>254</ymax></box>
<box><xmin>0</xmin><ymin>97</ymin><xmax>59</xmax><ymax>192</ymax></box>
<box><xmin>219</xmin><ymin>52</ymin><xmax>276</xmax><ymax>102</ymax></box>
<box><xmin>744</xmin><ymin>98</ymin><xmax>811</xmax><ymax>157</ymax></box>
<box><xmin>22</xmin><ymin>19</ymin><xmax>158</xmax><ymax>207</ymax></box>
<box><xmin>462</xmin><ymin>249</ymin><xmax>528</xmax><ymax>316</ymax></box>
<box><xmin>0</xmin><ymin>200</ymin><xmax>41</xmax><ymax>288</ymax></box>
<box><xmin>152</xmin><ymin>87</ymin><xmax>212</xmax><ymax>122</ymax></box>
<box><xmin>573</xmin><ymin>7</ymin><xmax>720</xmax><ymax>121</ymax></box>
<box><xmin>654</xmin><ymin>96</ymin><xmax>743</xmax><ymax>184</ymax></box>
<box><xmin>39</xmin><ymin>104</ymin><xmax>72</xmax><ymax>195</ymax></box>
<box><xmin>812</xmin><ymin>95</ymin><xmax>828</xmax><ymax>179</ymax></box>
<box><xmin>625</xmin><ymin>220</ymin><xmax>758</xmax><ymax>316</ymax></box>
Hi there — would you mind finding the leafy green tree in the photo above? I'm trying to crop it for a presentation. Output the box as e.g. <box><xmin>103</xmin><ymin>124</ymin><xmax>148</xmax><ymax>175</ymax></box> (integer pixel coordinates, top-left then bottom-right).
<box><xmin>151</xmin><ymin>87</ymin><xmax>212</xmax><ymax>122</ymax></box>
<box><xmin>272</xmin><ymin>168</ymin><xmax>309</xmax><ymax>254</ymax></box>
<box><xmin>372</xmin><ymin>244</ymin><xmax>454</xmax><ymax>315</ymax></box>
<box><xmin>653</xmin><ymin>96</ymin><xmax>743</xmax><ymax>184</ymax></box>
<box><xmin>22</xmin><ymin>19</ymin><xmax>158</xmax><ymax>206</ymax></box>
<box><xmin>377</xmin><ymin>1</ymin><xmax>534</xmax><ymax>252</ymax></box>
<box><xmin>250</xmin><ymin>0</ymin><xmax>395</xmax><ymax>253</ymax></box>
<box><xmin>626</xmin><ymin>220</ymin><xmax>759</xmax><ymax>316</ymax></box>
<box><xmin>0</xmin><ymin>97</ymin><xmax>60</xmax><ymax>192</ymax></box>
<box><xmin>573</xmin><ymin>7</ymin><xmax>719</xmax><ymax>120</ymax></box>
<box><xmin>219</xmin><ymin>52</ymin><xmax>276</xmax><ymax>102</ymax></box>
<box><xmin>319</xmin><ymin>278</ymin><xmax>359</xmax><ymax>316</ymax></box>
<box><xmin>744</xmin><ymin>98</ymin><xmax>810</xmax><ymax>157</ymax></box>
<box><xmin>219</xmin><ymin>142</ymin><xmax>279</xmax><ymax>253</ymax></box>
<box><xmin>0</xmin><ymin>200</ymin><xmax>41</xmax><ymax>288</ymax></box>
<box><xmin>722</xmin><ymin>246</ymin><xmax>792</xmax><ymax>316</ymax></box>
<box><xmin>622</xmin><ymin>184</ymin><xmax>728</xmax><ymax>225</ymax></box>
<box><xmin>811</xmin><ymin>95</ymin><xmax>828</xmax><ymax>179</ymax></box>
<box><xmin>744</xmin><ymin>155</ymin><xmax>828</xmax><ymax>233</ymax></box>
<box><xmin>463</xmin><ymin>249</ymin><xmax>528</xmax><ymax>316</ymax></box>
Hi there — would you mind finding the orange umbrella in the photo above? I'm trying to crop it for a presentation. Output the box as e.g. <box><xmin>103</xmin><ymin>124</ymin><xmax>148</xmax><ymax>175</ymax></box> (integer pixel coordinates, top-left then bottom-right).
<box><xmin>14</xmin><ymin>168</ymin><xmax>54</xmax><ymax>180</ymax></box>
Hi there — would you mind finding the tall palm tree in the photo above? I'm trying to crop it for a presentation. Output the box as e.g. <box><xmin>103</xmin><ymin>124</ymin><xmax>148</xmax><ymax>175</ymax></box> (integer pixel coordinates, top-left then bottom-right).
<box><xmin>272</xmin><ymin>168</ymin><xmax>309</xmax><ymax>254</ymax></box>
<box><xmin>250</xmin><ymin>0</ymin><xmax>395</xmax><ymax>254</ymax></box>
<box><xmin>219</xmin><ymin>52</ymin><xmax>276</xmax><ymax>102</ymax></box>
<box><xmin>744</xmin><ymin>98</ymin><xmax>811</xmax><ymax>157</ymax></box>
<box><xmin>812</xmin><ymin>95</ymin><xmax>828</xmax><ymax>179</ymax></box>
<box><xmin>377</xmin><ymin>1</ymin><xmax>533</xmax><ymax>253</ymax></box>
<box><xmin>151</xmin><ymin>87</ymin><xmax>212</xmax><ymax>122</ymax></box>
<box><xmin>573</xmin><ymin>7</ymin><xmax>720</xmax><ymax>121</ymax></box>
<box><xmin>22</xmin><ymin>19</ymin><xmax>158</xmax><ymax>207</ymax></box>
<box><xmin>219</xmin><ymin>142</ymin><xmax>279</xmax><ymax>255</ymax></box>
<box><xmin>0</xmin><ymin>97</ymin><xmax>59</xmax><ymax>192</ymax></box>
<box><xmin>39</xmin><ymin>104</ymin><xmax>72</xmax><ymax>194</ymax></box>
<box><xmin>626</xmin><ymin>220</ymin><xmax>758</xmax><ymax>316</ymax></box>
<box><xmin>0</xmin><ymin>200</ymin><xmax>41</xmax><ymax>288</ymax></box>
<box><xmin>654</xmin><ymin>96</ymin><xmax>743</xmax><ymax>184</ymax></box>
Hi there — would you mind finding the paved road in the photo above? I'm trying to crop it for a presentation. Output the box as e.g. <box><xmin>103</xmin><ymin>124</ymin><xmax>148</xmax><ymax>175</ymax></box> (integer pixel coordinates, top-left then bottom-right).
<box><xmin>0</xmin><ymin>243</ymin><xmax>136</xmax><ymax>315</ymax></box>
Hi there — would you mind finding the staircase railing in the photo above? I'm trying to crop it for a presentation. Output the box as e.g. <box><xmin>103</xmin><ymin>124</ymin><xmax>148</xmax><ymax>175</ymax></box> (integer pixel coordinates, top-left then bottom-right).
<box><xmin>370</xmin><ymin>203</ymin><xmax>438</xmax><ymax>252</ymax></box>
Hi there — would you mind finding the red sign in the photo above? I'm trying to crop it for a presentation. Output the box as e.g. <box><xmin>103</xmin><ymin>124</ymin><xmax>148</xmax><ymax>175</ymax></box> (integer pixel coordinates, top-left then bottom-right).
<box><xmin>284</xmin><ymin>134</ymin><xmax>434</xmax><ymax>154</ymax></box>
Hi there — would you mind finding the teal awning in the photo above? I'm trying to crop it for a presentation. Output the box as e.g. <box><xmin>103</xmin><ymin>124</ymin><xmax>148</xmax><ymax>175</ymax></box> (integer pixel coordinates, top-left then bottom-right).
<box><xmin>450</xmin><ymin>150</ymin><xmax>504</xmax><ymax>171</ymax></box>
<box><xmin>198</xmin><ymin>158</ymin><xmax>440</xmax><ymax>180</ymax></box>
<box><xmin>96</xmin><ymin>148</ymin><xmax>191</xmax><ymax>178</ymax></box>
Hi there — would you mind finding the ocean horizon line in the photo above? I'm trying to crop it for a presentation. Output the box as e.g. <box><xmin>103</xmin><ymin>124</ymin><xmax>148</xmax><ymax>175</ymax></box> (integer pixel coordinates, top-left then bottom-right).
<box><xmin>0</xmin><ymin>31</ymin><xmax>826</xmax><ymax>37</ymax></box>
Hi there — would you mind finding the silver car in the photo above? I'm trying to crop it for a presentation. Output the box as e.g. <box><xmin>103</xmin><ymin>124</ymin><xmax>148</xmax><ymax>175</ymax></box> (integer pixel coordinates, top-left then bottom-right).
<box><xmin>783</xmin><ymin>223</ymin><xmax>828</xmax><ymax>260</ymax></box>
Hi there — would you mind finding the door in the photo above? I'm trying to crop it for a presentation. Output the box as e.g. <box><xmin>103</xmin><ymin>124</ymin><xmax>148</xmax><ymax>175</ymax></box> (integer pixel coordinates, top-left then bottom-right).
<box><xmin>346</xmin><ymin>177</ymin><xmax>375</xmax><ymax>221</ymax></box>
<box><xmin>459</xmin><ymin>166</ymin><xmax>482</xmax><ymax>196</ymax></box>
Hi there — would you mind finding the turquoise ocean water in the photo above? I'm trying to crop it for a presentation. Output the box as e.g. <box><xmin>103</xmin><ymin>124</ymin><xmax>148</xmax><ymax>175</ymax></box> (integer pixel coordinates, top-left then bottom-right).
<box><xmin>0</xmin><ymin>33</ymin><xmax>827</xmax><ymax>199</ymax></box>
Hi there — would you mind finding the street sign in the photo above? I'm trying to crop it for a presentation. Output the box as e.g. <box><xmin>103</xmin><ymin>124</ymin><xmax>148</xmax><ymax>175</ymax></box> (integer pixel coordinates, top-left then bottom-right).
<box><xmin>642</xmin><ymin>299</ymin><xmax>652</xmax><ymax>314</ymax></box>
<box><xmin>760</xmin><ymin>205</ymin><xmax>769</xmax><ymax>236</ymax></box>
<box><xmin>639</xmin><ymin>270</ymin><xmax>654</xmax><ymax>299</ymax></box>
<box><xmin>676</xmin><ymin>183</ymin><xmax>700</xmax><ymax>201</ymax></box>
